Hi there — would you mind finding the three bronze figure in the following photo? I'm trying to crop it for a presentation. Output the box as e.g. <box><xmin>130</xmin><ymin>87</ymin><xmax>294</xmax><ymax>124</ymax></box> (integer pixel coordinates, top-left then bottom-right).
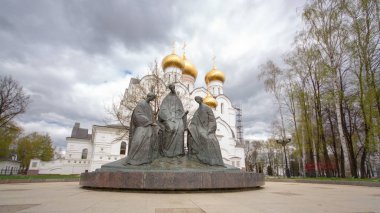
<box><xmin>125</xmin><ymin>84</ymin><xmax>224</xmax><ymax>167</ymax></box>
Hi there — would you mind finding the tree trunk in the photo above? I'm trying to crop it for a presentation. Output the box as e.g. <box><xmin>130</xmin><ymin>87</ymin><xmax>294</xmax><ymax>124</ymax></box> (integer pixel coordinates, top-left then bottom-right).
<box><xmin>340</xmin><ymin>146</ymin><xmax>345</xmax><ymax>178</ymax></box>
<box><xmin>360</xmin><ymin>148</ymin><xmax>367</xmax><ymax>178</ymax></box>
<box><xmin>312</xmin><ymin>137</ymin><xmax>319</xmax><ymax>177</ymax></box>
<box><xmin>333</xmin><ymin>76</ymin><xmax>352</xmax><ymax>178</ymax></box>
<box><xmin>301</xmin><ymin>128</ymin><xmax>307</xmax><ymax>177</ymax></box>
<box><xmin>327</xmin><ymin>109</ymin><xmax>340</xmax><ymax>177</ymax></box>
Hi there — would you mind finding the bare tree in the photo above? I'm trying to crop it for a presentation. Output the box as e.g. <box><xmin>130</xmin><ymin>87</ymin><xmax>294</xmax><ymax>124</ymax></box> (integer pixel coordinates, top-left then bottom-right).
<box><xmin>0</xmin><ymin>76</ymin><xmax>30</xmax><ymax>128</ymax></box>
<box><xmin>303</xmin><ymin>0</ymin><xmax>358</xmax><ymax>177</ymax></box>
<box><xmin>258</xmin><ymin>61</ymin><xmax>287</xmax><ymax>139</ymax></box>
<box><xmin>245</xmin><ymin>140</ymin><xmax>263</xmax><ymax>172</ymax></box>
<box><xmin>107</xmin><ymin>60</ymin><xmax>167</xmax><ymax>140</ymax></box>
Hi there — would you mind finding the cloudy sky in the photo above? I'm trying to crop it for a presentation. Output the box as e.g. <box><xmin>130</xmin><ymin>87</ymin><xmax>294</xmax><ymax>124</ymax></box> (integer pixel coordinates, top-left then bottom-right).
<box><xmin>0</xmin><ymin>0</ymin><xmax>306</xmax><ymax>148</ymax></box>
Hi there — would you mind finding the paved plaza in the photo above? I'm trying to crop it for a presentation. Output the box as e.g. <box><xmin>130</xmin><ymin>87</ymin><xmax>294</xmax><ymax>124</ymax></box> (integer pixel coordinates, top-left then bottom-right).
<box><xmin>0</xmin><ymin>181</ymin><xmax>379</xmax><ymax>213</ymax></box>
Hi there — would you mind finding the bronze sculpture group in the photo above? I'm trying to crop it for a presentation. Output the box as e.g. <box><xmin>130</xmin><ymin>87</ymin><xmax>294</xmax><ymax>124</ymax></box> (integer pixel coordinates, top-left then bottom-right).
<box><xmin>125</xmin><ymin>84</ymin><xmax>224</xmax><ymax>167</ymax></box>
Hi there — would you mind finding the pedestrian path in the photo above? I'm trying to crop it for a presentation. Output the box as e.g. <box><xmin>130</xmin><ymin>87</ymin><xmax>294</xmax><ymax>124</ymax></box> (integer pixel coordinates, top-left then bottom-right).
<box><xmin>0</xmin><ymin>182</ymin><xmax>379</xmax><ymax>212</ymax></box>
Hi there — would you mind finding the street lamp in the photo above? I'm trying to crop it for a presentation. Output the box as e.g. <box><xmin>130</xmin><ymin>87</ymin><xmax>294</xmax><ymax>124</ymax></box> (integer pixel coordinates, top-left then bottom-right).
<box><xmin>276</xmin><ymin>138</ymin><xmax>291</xmax><ymax>178</ymax></box>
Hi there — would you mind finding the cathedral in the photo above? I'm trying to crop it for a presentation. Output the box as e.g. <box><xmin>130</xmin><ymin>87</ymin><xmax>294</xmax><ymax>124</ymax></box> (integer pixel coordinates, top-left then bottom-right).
<box><xmin>28</xmin><ymin>46</ymin><xmax>246</xmax><ymax>174</ymax></box>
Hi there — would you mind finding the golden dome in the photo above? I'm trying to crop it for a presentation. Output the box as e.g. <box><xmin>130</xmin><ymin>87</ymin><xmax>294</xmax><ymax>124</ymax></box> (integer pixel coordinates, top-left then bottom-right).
<box><xmin>182</xmin><ymin>55</ymin><xmax>198</xmax><ymax>79</ymax></box>
<box><xmin>162</xmin><ymin>53</ymin><xmax>184</xmax><ymax>71</ymax></box>
<box><xmin>205</xmin><ymin>66</ymin><xmax>225</xmax><ymax>84</ymax></box>
<box><xmin>203</xmin><ymin>93</ymin><xmax>218</xmax><ymax>108</ymax></box>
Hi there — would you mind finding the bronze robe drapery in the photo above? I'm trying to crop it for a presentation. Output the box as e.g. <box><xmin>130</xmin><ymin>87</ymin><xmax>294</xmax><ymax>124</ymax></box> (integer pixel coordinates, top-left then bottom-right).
<box><xmin>125</xmin><ymin>101</ymin><xmax>158</xmax><ymax>165</ymax></box>
<box><xmin>158</xmin><ymin>93</ymin><xmax>186</xmax><ymax>157</ymax></box>
<box><xmin>188</xmin><ymin>104</ymin><xmax>224</xmax><ymax>166</ymax></box>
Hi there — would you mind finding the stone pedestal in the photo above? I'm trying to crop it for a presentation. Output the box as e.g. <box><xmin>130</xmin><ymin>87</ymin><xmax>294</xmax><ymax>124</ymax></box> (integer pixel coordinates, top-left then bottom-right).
<box><xmin>80</xmin><ymin>157</ymin><xmax>265</xmax><ymax>191</ymax></box>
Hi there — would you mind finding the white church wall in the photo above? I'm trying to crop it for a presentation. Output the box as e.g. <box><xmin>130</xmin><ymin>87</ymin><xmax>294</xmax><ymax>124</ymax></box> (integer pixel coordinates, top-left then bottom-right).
<box><xmin>29</xmin><ymin>159</ymin><xmax>89</xmax><ymax>175</ymax></box>
<box><xmin>111</xmin><ymin>140</ymin><xmax>127</xmax><ymax>156</ymax></box>
<box><xmin>215</xmin><ymin>95</ymin><xmax>236</xmax><ymax>129</ymax></box>
<box><xmin>89</xmin><ymin>125</ymin><xmax>128</xmax><ymax>171</ymax></box>
<box><xmin>66</xmin><ymin>138</ymin><xmax>92</xmax><ymax>160</ymax></box>
<box><xmin>216</xmin><ymin>120</ymin><xmax>245</xmax><ymax>169</ymax></box>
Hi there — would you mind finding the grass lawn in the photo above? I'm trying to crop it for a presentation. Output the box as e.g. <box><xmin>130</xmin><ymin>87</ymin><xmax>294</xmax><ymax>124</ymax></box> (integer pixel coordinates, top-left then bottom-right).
<box><xmin>267</xmin><ymin>176</ymin><xmax>380</xmax><ymax>182</ymax></box>
<box><xmin>0</xmin><ymin>174</ymin><xmax>80</xmax><ymax>180</ymax></box>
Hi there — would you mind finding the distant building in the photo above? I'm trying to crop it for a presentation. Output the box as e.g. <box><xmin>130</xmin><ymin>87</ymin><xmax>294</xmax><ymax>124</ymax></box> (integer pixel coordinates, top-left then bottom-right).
<box><xmin>0</xmin><ymin>152</ymin><xmax>21</xmax><ymax>175</ymax></box>
<box><xmin>28</xmin><ymin>123</ymin><xmax>128</xmax><ymax>174</ymax></box>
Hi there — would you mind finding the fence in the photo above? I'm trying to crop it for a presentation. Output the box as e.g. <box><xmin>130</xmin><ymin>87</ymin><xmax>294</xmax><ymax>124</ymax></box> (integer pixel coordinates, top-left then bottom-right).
<box><xmin>0</xmin><ymin>167</ymin><xmax>27</xmax><ymax>175</ymax></box>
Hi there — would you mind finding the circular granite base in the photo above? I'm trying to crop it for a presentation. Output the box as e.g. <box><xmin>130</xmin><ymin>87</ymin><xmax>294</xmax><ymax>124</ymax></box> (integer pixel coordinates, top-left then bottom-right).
<box><xmin>80</xmin><ymin>157</ymin><xmax>265</xmax><ymax>190</ymax></box>
<box><xmin>80</xmin><ymin>171</ymin><xmax>264</xmax><ymax>190</ymax></box>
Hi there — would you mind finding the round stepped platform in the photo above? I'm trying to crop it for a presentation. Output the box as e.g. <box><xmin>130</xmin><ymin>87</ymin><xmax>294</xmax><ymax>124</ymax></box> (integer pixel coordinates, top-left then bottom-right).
<box><xmin>80</xmin><ymin>157</ymin><xmax>265</xmax><ymax>190</ymax></box>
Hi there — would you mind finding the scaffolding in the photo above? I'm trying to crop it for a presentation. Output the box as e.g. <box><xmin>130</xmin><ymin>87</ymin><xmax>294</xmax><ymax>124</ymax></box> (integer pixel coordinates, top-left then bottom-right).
<box><xmin>234</xmin><ymin>104</ymin><xmax>244</xmax><ymax>146</ymax></box>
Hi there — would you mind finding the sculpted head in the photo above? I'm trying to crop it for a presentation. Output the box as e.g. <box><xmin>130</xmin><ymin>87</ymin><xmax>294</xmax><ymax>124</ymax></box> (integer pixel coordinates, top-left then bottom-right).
<box><xmin>195</xmin><ymin>96</ymin><xmax>203</xmax><ymax>104</ymax></box>
<box><xmin>146</xmin><ymin>92</ymin><xmax>156</xmax><ymax>102</ymax></box>
<box><xmin>168</xmin><ymin>84</ymin><xmax>175</xmax><ymax>93</ymax></box>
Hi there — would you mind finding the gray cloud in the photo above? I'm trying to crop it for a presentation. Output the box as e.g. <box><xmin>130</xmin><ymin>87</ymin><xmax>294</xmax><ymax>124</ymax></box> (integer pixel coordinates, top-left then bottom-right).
<box><xmin>0</xmin><ymin>0</ymin><xmax>306</xmax><ymax>147</ymax></box>
<box><xmin>0</xmin><ymin>0</ymin><xmax>176</xmax><ymax>58</ymax></box>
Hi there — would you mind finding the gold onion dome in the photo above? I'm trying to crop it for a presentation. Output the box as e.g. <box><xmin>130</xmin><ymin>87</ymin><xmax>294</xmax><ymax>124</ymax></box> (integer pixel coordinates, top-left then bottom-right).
<box><xmin>205</xmin><ymin>65</ymin><xmax>225</xmax><ymax>84</ymax></box>
<box><xmin>162</xmin><ymin>53</ymin><xmax>184</xmax><ymax>71</ymax></box>
<box><xmin>203</xmin><ymin>93</ymin><xmax>218</xmax><ymax>108</ymax></box>
<box><xmin>182</xmin><ymin>55</ymin><xmax>198</xmax><ymax>79</ymax></box>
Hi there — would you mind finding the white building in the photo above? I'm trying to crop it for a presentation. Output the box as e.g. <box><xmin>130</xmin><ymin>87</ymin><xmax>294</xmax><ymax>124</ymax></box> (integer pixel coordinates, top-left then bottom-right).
<box><xmin>29</xmin><ymin>123</ymin><xmax>128</xmax><ymax>174</ymax></box>
<box><xmin>29</xmin><ymin>47</ymin><xmax>246</xmax><ymax>174</ymax></box>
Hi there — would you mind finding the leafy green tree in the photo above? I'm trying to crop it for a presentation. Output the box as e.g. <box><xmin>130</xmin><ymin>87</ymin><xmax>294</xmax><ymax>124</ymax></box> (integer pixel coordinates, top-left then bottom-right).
<box><xmin>257</xmin><ymin>0</ymin><xmax>380</xmax><ymax>178</ymax></box>
<box><xmin>0</xmin><ymin>122</ymin><xmax>22</xmax><ymax>159</ymax></box>
<box><xmin>344</xmin><ymin>0</ymin><xmax>380</xmax><ymax>178</ymax></box>
<box><xmin>16</xmin><ymin>132</ymin><xmax>54</xmax><ymax>168</ymax></box>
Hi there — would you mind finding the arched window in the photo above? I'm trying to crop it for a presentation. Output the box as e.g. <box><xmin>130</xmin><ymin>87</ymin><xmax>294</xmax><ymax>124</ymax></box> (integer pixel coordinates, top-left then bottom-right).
<box><xmin>221</xmin><ymin>103</ymin><xmax>224</xmax><ymax>114</ymax></box>
<box><xmin>120</xmin><ymin>141</ymin><xmax>127</xmax><ymax>155</ymax></box>
<box><xmin>81</xmin><ymin>148</ymin><xmax>88</xmax><ymax>159</ymax></box>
